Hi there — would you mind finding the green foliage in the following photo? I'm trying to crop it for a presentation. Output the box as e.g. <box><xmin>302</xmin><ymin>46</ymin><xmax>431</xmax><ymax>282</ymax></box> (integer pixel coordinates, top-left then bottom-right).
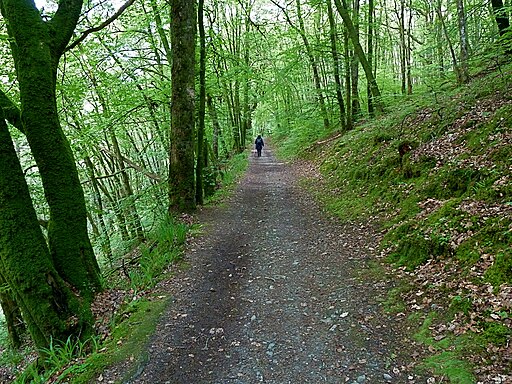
<box><xmin>449</xmin><ymin>295</ymin><xmax>473</xmax><ymax>317</ymax></box>
<box><xmin>481</xmin><ymin>321</ymin><xmax>511</xmax><ymax>346</ymax></box>
<box><xmin>381</xmin><ymin>284</ymin><xmax>410</xmax><ymax>313</ymax></box>
<box><xmin>282</xmin><ymin>63</ymin><xmax>512</xmax><ymax>287</ymax></box>
<box><xmin>205</xmin><ymin>152</ymin><xmax>249</xmax><ymax>203</ymax></box>
<box><xmin>13</xmin><ymin>336</ymin><xmax>100</xmax><ymax>384</ymax></box>
<box><xmin>484</xmin><ymin>250</ymin><xmax>512</xmax><ymax>287</ymax></box>
<box><xmin>127</xmin><ymin>215</ymin><xmax>187</xmax><ymax>292</ymax></box>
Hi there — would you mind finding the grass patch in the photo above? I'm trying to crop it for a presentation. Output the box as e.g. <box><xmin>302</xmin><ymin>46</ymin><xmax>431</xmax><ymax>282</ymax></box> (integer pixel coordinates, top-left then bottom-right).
<box><xmin>413</xmin><ymin>312</ymin><xmax>477</xmax><ymax>383</ymax></box>
<box><xmin>206</xmin><ymin>152</ymin><xmax>249</xmax><ymax>204</ymax></box>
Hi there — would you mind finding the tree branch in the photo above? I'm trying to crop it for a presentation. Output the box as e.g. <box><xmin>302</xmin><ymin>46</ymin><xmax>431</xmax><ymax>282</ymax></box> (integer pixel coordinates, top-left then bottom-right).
<box><xmin>49</xmin><ymin>0</ymin><xmax>84</xmax><ymax>56</ymax></box>
<box><xmin>0</xmin><ymin>89</ymin><xmax>24</xmax><ymax>134</ymax></box>
<box><xmin>65</xmin><ymin>0</ymin><xmax>137</xmax><ymax>52</ymax></box>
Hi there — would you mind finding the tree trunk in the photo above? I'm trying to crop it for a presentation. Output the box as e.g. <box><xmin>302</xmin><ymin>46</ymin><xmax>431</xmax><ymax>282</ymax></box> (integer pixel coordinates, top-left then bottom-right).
<box><xmin>406</xmin><ymin>0</ymin><xmax>413</xmax><ymax>94</ymax></box>
<box><xmin>435</xmin><ymin>1</ymin><xmax>464</xmax><ymax>84</ymax></box>
<box><xmin>0</xmin><ymin>109</ymin><xmax>93</xmax><ymax>352</ymax></box>
<box><xmin>367</xmin><ymin>0</ymin><xmax>375</xmax><ymax>116</ymax></box>
<box><xmin>242</xmin><ymin>2</ymin><xmax>251</xmax><ymax>147</ymax></box>
<box><xmin>398</xmin><ymin>0</ymin><xmax>407</xmax><ymax>94</ymax></box>
<box><xmin>296</xmin><ymin>0</ymin><xmax>330</xmax><ymax>130</ymax></box>
<box><xmin>343</xmin><ymin>28</ymin><xmax>354</xmax><ymax>130</ymax></box>
<box><xmin>456</xmin><ymin>0</ymin><xmax>470</xmax><ymax>83</ymax></box>
<box><xmin>0</xmin><ymin>0</ymin><xmax>102</xmax><ymax>298</ymax></box>
<box><xmin>169</xmin><ymin>0</ymin><xmax>197</xmax><ymax>212</ymax></box>
<box><xmin>327</xmin><ymin>0</ymin><xmax>347</xmax><ymax>130</ymax></box>
<box><xmin>196</xmin><ymin>0</ymin><xmax>206</xmax><ymax>205</ymax></box>
<box><xmin>207</xmin><ymin>94</ymin><xmax>226</xmax><ymax>159</ymax></box>
<box><xmin>491</xmin><ymin>0</ymin><xmax>510</xmax><ymax>38</ymax></box>
<box><xmin>274</xmin><ymin>0</ymin><xmax>330</xmax><ymax>130</ymax></box>
<box><xmin>350</xmin><ymin>0</ymin><xmax>361</xmax><ymax>118</ymax></box>
<box><xmin>0</xmin><ymin>275</ymin><xmax>25</xmax><ymax>348</ymax></box>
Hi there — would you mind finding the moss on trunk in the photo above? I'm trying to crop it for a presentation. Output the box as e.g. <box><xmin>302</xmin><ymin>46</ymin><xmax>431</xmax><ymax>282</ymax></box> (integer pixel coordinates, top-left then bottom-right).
<box><xmin>0</xmin><ymin>0</ymin><xmax>102</xmax><ymax>298</ymax></box>
<box><xmin>0</xmin><ymin>111</ymin><xmax>93</xmax><ymax>351</ymax></box>
<box><xmin>169</xmin><ymin>0</ymin><xmax>197</xmax><ymax>212</ymax></box>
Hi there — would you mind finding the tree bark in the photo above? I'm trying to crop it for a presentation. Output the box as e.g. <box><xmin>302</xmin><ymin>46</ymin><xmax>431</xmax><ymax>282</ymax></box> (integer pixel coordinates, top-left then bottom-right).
<box><xmin>350</xmin><ymin>0</ymin><xmax>361</xmax><ymax>118</ymax></box>
<box><xmin>367</xmin><ymin>0</ymin><xmax>375</xmax><ymax>116</ymax></box>
<box><xmin>207</xmin><ymin>94</ymin><xmax>226</xmax><ymax>159</ymax></box>
<box><xmin>196</xmin><ymin>0</ymin><xmax>206</xmax><ymax>205</ymax></box>
<box><xmin>0</xmin><ymin>0</ymin><xmax>102</xmax><ymax>298</ymax></box>
<box><xmin>456</xmin><ymin>0</ymin><xmax>470</xmax><ymax>83</ymax></box>
<box><xmin>343</xmin><ymin>28</ymin><xmax>354</xmax><ymax>130</ymax></box>
<box><xmin>0</xmin><ymin>108</ymin><xmax>93</xmax><ymax>352</ymax></box>
<box><xmin>169</xmin><ymin>0</ymin><xmax>197</xmax><ymax>212</ymax></box>
<box><xmin>434</xmin><ymin>1</ymin><xmax>464</xmax><ymax>84</ymax></box>
<box><xmin>0</xmin><ymin>274</ymin><xmax>25</xmax><ymax>348</ymax></box>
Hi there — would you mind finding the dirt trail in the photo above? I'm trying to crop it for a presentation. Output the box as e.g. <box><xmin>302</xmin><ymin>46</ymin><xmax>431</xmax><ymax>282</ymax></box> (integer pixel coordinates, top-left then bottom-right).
<box><xmin>112</xmin><ymin>147</ymin><xmax>427</xmax><ymax>383</ymax></box>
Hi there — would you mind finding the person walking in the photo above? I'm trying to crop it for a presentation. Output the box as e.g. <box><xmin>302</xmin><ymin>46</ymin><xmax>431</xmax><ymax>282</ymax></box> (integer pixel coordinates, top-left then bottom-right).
<box><xmin>255</xmin><ymin>135</ymin><xmax>264</xmax><ymax>157</ymax></box>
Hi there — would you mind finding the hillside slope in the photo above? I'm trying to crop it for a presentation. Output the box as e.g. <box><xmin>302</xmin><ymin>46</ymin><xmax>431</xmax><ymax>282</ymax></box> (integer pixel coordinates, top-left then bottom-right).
<box><xmin>279</xmin><ymin>65</ymin><xmax>512</xmax><ymax>383</ymax></box>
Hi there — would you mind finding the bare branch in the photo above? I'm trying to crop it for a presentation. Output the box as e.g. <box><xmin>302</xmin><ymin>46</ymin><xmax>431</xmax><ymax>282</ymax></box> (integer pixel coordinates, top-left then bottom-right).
<box><xmin>66</xmin><ymin>0</ymin><xmax>137</xmax><ymax>51</ymax></box>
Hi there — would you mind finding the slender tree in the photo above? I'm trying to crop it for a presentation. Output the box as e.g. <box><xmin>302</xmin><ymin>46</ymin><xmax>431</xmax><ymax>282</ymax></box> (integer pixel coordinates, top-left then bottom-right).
<box><xmin>273</xmin><ymin>0</ymin><xmax>330</xmax><ymax>130</ymax></box>
<box><xmin>350</xmin><ymin>0</ymin><xmax>362</xmax><ymax>117</ymax></box>
<box><xmin>196</xmin><ymin>0</ymin><xmax>206</xmax><ymax>205</ymax></box>
<box><xmin>367</xmin><ymin>0</ymin><xmax>375</xmax><ymax>115</ymax></box>
<box><xmin>334</xmin><ymin>0</ymin><xmax>384</xmax><ymax>113</ymax></box>
<box><xmin>327</xmin><ymin>0</ymin><xmax>348</xmax><ymax>130</ymax></box>
<box><xmin>456</xmin><ymin>0</ymin><xmax>470</xmax><ymax>82</ymax></box>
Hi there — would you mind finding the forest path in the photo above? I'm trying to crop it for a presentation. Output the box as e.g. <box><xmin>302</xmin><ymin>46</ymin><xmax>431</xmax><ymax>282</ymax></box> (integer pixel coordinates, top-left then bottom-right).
<box><xmin>118</xmin><ymin>146</ymin><xmax>426</xmax><ymax>384</ymax></box>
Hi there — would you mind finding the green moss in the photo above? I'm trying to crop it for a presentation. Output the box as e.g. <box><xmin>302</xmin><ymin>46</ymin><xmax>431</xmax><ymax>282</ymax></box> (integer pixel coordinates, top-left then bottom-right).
<box><xmin>67</xmin><ymin>296</ymin><xmax>170</xmax><ymax>384</ymax></box>
<box><xmin>484</xmin><ymin>250</ymin><xmax>512</xmax><ymax>285</ymax></box>
<box><xmin>423</xmin><ymin>352</ymin><xmax>476</xmax><ymax>384</ymax></box>
<box><xmin>481</xmin><ymin>321</ymin><xmax>511</xmax><ymax>346</ymax></box>
<box><xmin>414</xmin><ymin>312</ymin><xmax>478</xmax><ymax>383</ymax></box>
<box><xmin>449</xmin><ymin>295</ymin><xmax>473</xmax><ymax>317</ymax></box>
<box><xmin>382</xmin><ymin>284</ymin><xmax>411</xmax><ymax>314</ymax></box>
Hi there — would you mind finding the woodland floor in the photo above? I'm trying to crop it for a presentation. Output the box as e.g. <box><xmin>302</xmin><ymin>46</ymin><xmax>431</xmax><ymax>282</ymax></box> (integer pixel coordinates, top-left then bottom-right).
<box><xmin>98</xmin><ymin>146</ymin><xmax>432</xmax><ymax>384</ymax></box>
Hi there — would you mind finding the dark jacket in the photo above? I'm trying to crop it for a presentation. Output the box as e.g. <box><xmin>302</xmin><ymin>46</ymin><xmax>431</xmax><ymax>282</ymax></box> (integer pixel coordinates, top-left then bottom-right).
<box><xmin>255</xmin><ymin>136</ymin><xmax>264</xmax><ymax>150</ymax></box>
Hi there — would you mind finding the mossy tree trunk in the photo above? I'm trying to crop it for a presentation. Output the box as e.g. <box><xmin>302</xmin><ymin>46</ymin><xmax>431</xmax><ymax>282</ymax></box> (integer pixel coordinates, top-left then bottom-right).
<box><xmin>0</xmin><ymin>274</ymin><xmax>25</xmax><ymax>349</ymax></box>
<box><xmin>0</xmin><ymin>109</ymin><xmax>93</xmax><ymax>351</ymax></box>
<box><xmin>0</xmin><ymin>0</ymin><xmax>102</xmax><ymax>298</ymax></box>
<box><xmin>169</xmin><ymin>0</ymin><xmax>197</xmax><ymax>212</ymax></box>
<box><xmin>196</xmin><ymin>0</ymin><xmax>206</xmax><ymax>206</ymax></box>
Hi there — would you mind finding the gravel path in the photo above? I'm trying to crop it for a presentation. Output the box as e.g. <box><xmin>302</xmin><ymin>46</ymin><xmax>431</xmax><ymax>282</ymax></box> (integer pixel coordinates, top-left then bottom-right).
<box><xmin>113</xmin><ymin>147</ymin><xmax>427</xmax><ymax>383</ymax></box>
